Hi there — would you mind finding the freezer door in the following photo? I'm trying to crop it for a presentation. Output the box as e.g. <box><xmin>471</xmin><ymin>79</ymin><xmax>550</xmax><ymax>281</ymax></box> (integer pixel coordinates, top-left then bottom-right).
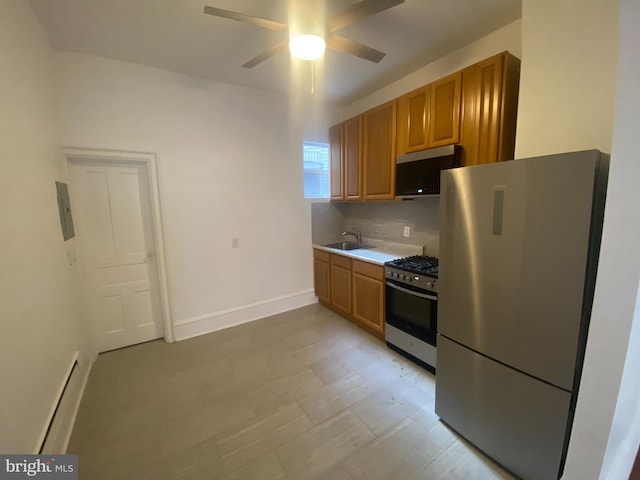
<box><xmin>439</xmin><ymin>151</ymin><xmax>603</xmax><ymax>390</ymax></box>
<box><xmin>435</xmin><ymin>335</ymin><xmax>571</xmax><ymax>480</ymax></box>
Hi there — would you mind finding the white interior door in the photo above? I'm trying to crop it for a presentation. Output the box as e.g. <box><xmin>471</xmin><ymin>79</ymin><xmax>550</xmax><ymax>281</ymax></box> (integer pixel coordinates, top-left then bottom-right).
<box><xmin>70</xmin><ymin>161</ymin><xmax>164</xmax><ymax>352</ymax></box>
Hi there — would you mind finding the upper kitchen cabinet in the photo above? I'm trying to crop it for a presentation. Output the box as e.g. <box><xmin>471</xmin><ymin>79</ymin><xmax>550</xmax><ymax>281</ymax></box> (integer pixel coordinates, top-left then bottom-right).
<box><xmin>396</xmin><ymin>84</ymin><xmax>430</xmax><ymax>154</ymax></box>
<box><xmin>329</xmin><ymin>123</ymin><xmax>344</xmax><ymax>200</ymax></box>
<box><xmin>363</xmin><ymin>100</ymin><xmax>396</xmax><ymax>200</ymax></box>
<box><xmin>329</xmin><ymin>116</ymin><xmax>362</xmax><ymax>201</ymax></box>
<box><xmin>428</xmin><ymin>71</ymin><xmax>462</xmax><ymax>147</ymax></box>
<box><xmin>328</xmin><ymin>51</ymin><xmax>520</xmax><ymax>202</ymax></box>
<box><xmin>396</xmin><ymin>72</ymin><xmax>462</xmax><ymax>154</ymax></box>
<box><xmin>344</xmin><ymin>116</ymin><xmax>362</xmax><ymax>200</ymax></box>
<box><xmin>459</xmin><ymin>52</ymin><xmax>521</xmax><ymax>166</ymax></box>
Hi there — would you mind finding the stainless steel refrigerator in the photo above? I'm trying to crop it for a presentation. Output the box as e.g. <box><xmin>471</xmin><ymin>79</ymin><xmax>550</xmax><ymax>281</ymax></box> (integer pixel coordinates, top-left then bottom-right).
<box><xmin>435</xmin><ymin>150</ymin><xmax>609</xmax><ymax>480</ymax></box>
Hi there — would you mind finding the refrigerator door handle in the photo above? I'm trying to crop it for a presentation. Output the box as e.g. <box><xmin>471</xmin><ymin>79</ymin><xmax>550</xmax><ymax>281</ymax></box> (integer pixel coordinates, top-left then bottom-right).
<box><xmin>386</xmin><ymin>281</ymin><xmax>438</xmax><ymax>301</ymax></box>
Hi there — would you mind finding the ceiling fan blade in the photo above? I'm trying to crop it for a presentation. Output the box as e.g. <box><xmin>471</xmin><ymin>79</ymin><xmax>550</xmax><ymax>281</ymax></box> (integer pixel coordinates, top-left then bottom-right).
<box><xmin>242</xmin><ymin>40</ymin><xmax>289</xmax><ymax>69</ymax></box>
<box><xmin>203</xmin><ymin>5</ymin><xmax>288</xmax><ymax>32</ymax></box>
<box><xmin>329</xmin><ymin>0</ymin><xmax>405</xmax><ymax>32</ymax></box>
<box><xmin>326</xmin><ymin>35</ymin><xmax>386</xmax><ymax>63</ymax></box>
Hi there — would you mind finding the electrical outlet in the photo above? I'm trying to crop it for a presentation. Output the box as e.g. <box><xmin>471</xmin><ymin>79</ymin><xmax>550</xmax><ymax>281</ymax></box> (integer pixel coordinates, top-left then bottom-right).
<box><xmin>403</xmin><ymin>226</ymin><xmax>411</xmax><ymax>238</ymax></box>
<box><xmin>231</xmin><ymin>237</ymin><xmax>240</xmax><ymax>249</ymax></box>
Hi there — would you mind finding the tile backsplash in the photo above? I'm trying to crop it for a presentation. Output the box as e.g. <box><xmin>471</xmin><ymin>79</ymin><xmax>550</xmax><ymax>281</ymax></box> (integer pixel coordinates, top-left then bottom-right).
<box><xmin>311</xmin><ymin>197</ymin><xmax>440</xmax><ymax>256</ymax></box>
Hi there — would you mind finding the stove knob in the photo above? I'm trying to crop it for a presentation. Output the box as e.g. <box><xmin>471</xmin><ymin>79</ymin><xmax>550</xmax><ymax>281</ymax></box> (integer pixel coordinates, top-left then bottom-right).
<box><xmin>406</xmin><ymin>276</ymin><xmax>412</xmax><ymax>282</ymax></box>
<box><xmin>414</xmin><ymin>276</ymin><xmax>420</xmax><ymax>281</ymax></box>
<box><xmin>392</xmin><ymin>272</ymin><xmax>398</xmax><ymax>278</ymax></box>
<box><xmin>427</xmin><ymin>281</ymin><xmax>434</xmax><ymax>289</ymax></box>
<box><xmin>399</xmin><ymin>274</ymin><xmax>405</xmax><ymax>280</ymax></box>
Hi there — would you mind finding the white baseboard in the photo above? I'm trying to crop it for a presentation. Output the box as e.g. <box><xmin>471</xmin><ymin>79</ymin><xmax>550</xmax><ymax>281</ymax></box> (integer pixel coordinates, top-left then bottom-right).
<box><xmin>173</xmin><ymin>289</ymin><xmax>318</xmax><ymax>341</ymax></box>
<box><xmin>35</xmin><ymin>350</ymin><xmax>94</xmax><ymax>454</ymax></box>
<box><xmin>62</xmin><ymin>352</ymin><xmax>94</xmax><ymax>453</ymax></box>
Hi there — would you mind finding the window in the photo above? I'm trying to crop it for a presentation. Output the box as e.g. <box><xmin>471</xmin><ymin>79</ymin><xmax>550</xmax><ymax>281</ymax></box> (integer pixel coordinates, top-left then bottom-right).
<box><xmin>303</xmin><ymin>141</ymin><xmax>330</xmax><ymax>199</ymax></box>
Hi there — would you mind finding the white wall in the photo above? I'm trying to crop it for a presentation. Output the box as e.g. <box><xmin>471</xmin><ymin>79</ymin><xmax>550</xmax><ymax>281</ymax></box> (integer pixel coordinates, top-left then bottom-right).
<box><xmin>54</xmin><ymin>53</ymin><xmax>335</xmax><ymax>339</ymax></box>
<box><xmin>515</xmin><ymin>0</ymin><xmax>640</xmax><ymax>478</ymax></box>
<box><xmin>0</xmin><ymin>1</ymin><xmax>91</xmax><ymax>453</ymax></box>
<box><xmin>340</xmin><ymin>19</ymin><xmax>522</xmax><ymax>121</ymax></box>
<box><xmin>569</xmin><ymin>0</ymin><xmax>640</xmax><ymax>478</ymax></box>
<box><xmin>515</xmin><ymin>0</ymin><xmax>618</xmax><ymax>158</ymax></box>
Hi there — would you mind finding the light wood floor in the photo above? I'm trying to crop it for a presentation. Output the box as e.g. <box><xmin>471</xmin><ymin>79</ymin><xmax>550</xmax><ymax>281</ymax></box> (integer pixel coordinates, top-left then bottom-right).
<box><xmin>68</xmin><ymin>304</ymin><xmax>515</xmax><ymax>479</ymax></box>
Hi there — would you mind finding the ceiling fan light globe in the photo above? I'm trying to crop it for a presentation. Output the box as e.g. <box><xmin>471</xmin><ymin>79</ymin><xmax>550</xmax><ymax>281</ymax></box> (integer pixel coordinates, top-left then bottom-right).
<box><xmin>289</xmin><ymin>34</ymin><xmax>326</xmax><ymax>60</ymax></box>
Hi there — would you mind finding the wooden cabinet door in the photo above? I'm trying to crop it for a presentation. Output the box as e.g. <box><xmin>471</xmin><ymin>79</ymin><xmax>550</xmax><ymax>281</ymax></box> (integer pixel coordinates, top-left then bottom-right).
<box><xmin>460</xmin><ymin>56</ymin><xmax>502</xmax><ymax>166</ymax></box>
<box><xmin>460</xmin><ymin>52</ymin><xmax>520</xmax><ymax>167</ymax></box>
<box><xmin>496</xmin><ymin>53</ymin><xmax>520</xmax><ymax>163</ymax></box>
<box><xmin>344</xmin><ymin>116</ymin><xmax>362</xmax><ymax>200</ymax></box>
<box><xmin>352</xmin><ymin>272</ymin><xmax>384</xmax><ymax>338</ymax></box>
<box><xmin>329</xmin><ymin>123</ymin><xmax>344</xmax><ymax>200</ymax></box>
<box><xmin>313</xmin><ymin>259</ymin><xmax>330</xmax><ymax>303</ymax></box>
<box><xmin>331</xmin><ymin>265</ymin><xmax>352</xmax><ymax>315</ymax></box>
<box><xmin>428</xmin><ymin>71</ymin><xmax>462</xmax><ymax>147</ymax></box>
<box><xmin>396</xmin><ymin>85</ymin><xmax>430</xmax><ymax>154</ymax></box>
<box><xmin>314</xmin><ymin>249</ymin><xmax>331</xmax><ymax>303</ymax></box>
<box><xmin>352</xmin><ymin>260</ymin><xmax>385</xmax><ymax>338</ymax></box>
<box><xmin>363</xmin><ymin>100</ymin><xmax>396</xmax><ymax>200</ymax></box>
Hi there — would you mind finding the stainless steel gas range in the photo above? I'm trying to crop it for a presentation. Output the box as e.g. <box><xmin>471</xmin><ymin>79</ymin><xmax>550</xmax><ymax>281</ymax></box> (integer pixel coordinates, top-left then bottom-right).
<box><xmin>384</xmin><ymin>255</ymin><xmax>438</xmax><ymax>372</ymax></box>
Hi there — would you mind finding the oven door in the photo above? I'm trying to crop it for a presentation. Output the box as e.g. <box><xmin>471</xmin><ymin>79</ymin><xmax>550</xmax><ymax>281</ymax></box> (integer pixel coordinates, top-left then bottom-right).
<box><xmin>385</xmin><ymin>280</ymin><xmax>438</xmax><ymax>346</ymax></box>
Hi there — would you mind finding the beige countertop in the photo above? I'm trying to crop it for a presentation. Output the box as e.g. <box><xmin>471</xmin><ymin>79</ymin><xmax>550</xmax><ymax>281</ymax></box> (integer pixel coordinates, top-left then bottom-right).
<box><xmin>313</xmin><ymin>239</ymin><xmax>424</xmax><ymax>265</ymax></box>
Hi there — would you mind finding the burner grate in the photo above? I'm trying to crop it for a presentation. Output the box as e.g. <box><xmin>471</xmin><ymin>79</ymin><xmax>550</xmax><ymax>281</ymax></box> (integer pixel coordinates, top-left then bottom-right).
<box><xmin>385</xmin><ymin>255</ymin><xmax>439</xmax><ymax>277</ymax></box>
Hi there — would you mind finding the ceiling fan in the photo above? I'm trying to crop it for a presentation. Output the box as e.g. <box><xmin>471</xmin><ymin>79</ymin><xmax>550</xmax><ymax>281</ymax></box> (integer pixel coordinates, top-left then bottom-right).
<box><xmin>203</xmin><ymin>0</ymin><xmax>405</xmax><ymax>68</ymax></box>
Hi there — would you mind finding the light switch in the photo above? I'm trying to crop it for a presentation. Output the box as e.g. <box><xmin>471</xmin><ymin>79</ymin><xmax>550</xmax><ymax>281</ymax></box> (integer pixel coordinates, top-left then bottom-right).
<box><xmin>403</xmin><ymin>226</ymin><xmax>411</xmax><ymax>238</ymax></box>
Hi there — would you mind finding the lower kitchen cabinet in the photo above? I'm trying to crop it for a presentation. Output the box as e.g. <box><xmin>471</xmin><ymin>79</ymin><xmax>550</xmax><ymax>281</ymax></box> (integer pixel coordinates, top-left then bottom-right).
<box><xmin>313</xmin><ymin>249</ymin><xmax>330</xmax><ymax>303</ymax></box>
<box><xmin>313</xmin><ymin>248</ymin><xmax>385</xmax><ymax>340</ymax></box>
<box><xmin>330</xmin><ymin>254</ymin><xmax>352</xmax><ymax>315</ymax></box>
<box><xmin>352</xmin><ymin>260</ymin><xmax>385</xmax><ymax>338</ymax></box>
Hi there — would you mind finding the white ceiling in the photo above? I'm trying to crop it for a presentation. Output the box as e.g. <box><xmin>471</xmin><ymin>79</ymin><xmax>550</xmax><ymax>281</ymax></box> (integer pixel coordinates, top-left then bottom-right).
<box><xmin>30</xmin><ymin>0</ymin><xmax>522</xmax><ymax>105</ymax></box>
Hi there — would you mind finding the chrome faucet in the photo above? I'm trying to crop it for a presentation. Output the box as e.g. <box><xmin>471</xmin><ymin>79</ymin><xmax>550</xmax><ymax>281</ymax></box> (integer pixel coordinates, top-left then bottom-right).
<box><xmin>342</xmin><ymin>230</ymin><xmax>362</xmax><ymax>244</ymax></box>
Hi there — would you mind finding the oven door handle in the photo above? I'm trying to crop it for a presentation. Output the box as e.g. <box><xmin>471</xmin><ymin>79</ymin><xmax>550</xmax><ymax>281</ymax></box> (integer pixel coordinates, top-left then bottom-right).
<box><xmin>386</xmin><ymin>281</ymin><xmax>437</xmax><ymax>301</ymax></box>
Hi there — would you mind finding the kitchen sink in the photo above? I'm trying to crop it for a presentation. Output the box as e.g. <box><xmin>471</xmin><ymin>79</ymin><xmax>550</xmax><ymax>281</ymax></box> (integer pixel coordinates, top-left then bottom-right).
<box><xmin>322</xmin><ymin>242</ymin><xmax>374</xmax><ymax>251</ymax></box>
